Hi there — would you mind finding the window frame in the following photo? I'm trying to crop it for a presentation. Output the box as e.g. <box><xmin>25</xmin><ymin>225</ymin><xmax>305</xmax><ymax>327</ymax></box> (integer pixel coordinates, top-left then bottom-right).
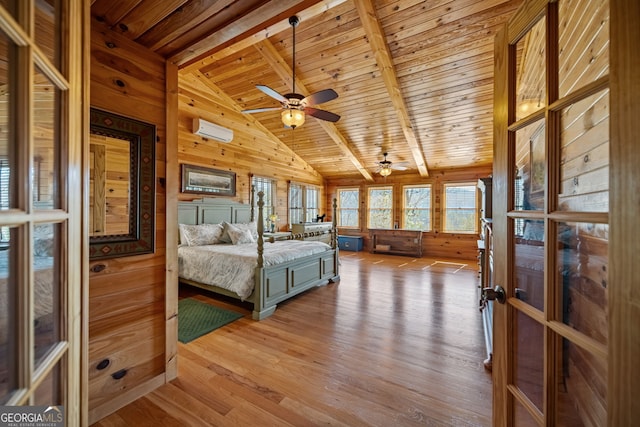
<box><xmin>305</xmin><ymin>185</ymin><xmax>319</xmax><ymax>222</ymax></box>
<box><xmin>442</xmin><ymin>182</ymin><xmax>478</xmax><ymax>234</ymax></box>
<box><xmin>367</xmin><ymin>185</ymin><xmax>393</xmax><ymax>229</ymax></box>
<box><xmin>288</xmin><ymin>182</ymin><xmax>320</xmax><ymax>225</ymax></box>
<box><xmin>336</xmin><ymin>187</ymin><xmax>360</xmax><ymax>229</ymax></box>
<box><xmin>251</xmin><ymin>175</ymin><xmax>275</xmax><ymax>223</ymax></box>
<box><xmin>402</xmin><ymin>184</ymin><xmax>432</xmax><ymax>231</ymax></box>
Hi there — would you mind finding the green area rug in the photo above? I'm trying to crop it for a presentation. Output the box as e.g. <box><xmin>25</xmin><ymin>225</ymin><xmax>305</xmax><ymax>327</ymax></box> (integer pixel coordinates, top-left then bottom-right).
<box><xmin>178</xmin><ymin>298</ymin><xmax>243</xmax><ymax>343</ymax></box>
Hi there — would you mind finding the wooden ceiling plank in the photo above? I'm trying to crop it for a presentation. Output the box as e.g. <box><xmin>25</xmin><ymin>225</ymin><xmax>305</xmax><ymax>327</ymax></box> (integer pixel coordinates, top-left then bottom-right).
<box><xmin>157</xmin><ymin>1</ymin><xmax>283</xmax><ymax>58</ymax></box>
<box><xmin>253</xmin><ymin>38</ymin><xmax>374</xmax><ymax>182</ymax></box>
<box><xmin>390</xmin><ymin>6</ymin><xmax>519</xmax><ymax>67</ymax></box>
<box><xmin>91</xmin><ymin>0</ymin><xmax>142</xmax><ymax>26</ymax></box>
<box><xmin>176</xmin><ymin>0</ymin><xmax>349</xmax><ymax>71</ymax></box>
<box><xmin>354</xmin><ymin>0</ymin><xmax>429</xmax><ymax>177</ymax></box>
<box><xmin>115</xmin><ymin>0</ymin><xmax>189</xmax><ymax>41</ymax></box>
<box><xmin>139</xmin><ymin>0</ymin><xmax>248</xmax><ymax>52</ymax></box>
<box><xmin>171</xmin><ymin>0</ymin><xmax>343</xmax><ymax>68</ymax></box>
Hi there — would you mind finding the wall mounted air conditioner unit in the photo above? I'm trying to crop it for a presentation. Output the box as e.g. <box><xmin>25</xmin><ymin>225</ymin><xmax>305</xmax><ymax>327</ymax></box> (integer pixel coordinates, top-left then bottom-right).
<box><xmin>192</xmin><ymin>118</ymin><xmax>233</xmax><ymax>143</ymax></box>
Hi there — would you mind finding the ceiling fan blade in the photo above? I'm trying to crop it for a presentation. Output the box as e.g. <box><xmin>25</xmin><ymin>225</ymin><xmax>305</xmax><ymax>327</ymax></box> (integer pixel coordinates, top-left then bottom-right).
<box><xmin>301</xmin><ymin>88</ymin><xmax>338</xmax><ymax>106</ymax></box>
<box><xmin>242</xmin><ymin>107</ymin><xmax>282</xmax><ymax>114</ymax></box>
<box><xmin>256</xmin><ymin>85</ymin><xmax>288</xmax><ymax>103</ymax></box>
<box><xmin>391</xmin><ymin>165</ymin><xmax>408</xmax><ymax>171</ymax></box>
<box><xmin>304</xmin><ymin>107</ymin><xmax>340</xmax><ymax>122</ymax></box>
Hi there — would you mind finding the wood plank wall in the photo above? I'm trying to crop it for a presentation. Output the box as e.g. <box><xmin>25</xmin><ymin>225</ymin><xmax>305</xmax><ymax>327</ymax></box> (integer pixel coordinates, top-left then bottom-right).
<box><xmin>326</xmin><ymin>166</ymin><xmax>492</xmax><ymax>260</ymax></box>
<box><xmin>88</xmin><ymin>19</ymin><xmax>168</xmax><ymax>423</ymax></box>
<box><xmin>176</xmin><ymin>72</ymin><xmax>325</xmax><ymax>227</ymax></box>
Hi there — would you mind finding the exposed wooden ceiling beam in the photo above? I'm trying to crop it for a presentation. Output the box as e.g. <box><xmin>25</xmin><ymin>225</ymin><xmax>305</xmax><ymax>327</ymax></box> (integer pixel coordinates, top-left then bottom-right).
<box><xmin>171</xmin><ymin>0</ymin><xmax>349</xmax><ymax>69</ymax></box>
<box><xmin>354</xmin><ymin>0</ymin><xmax>429</xmax><ymax>177</ymax></box>
<box><xmin>254</xmin><ymin>39</ymin><xmax>374</xmax><ymax>182</ymax></box>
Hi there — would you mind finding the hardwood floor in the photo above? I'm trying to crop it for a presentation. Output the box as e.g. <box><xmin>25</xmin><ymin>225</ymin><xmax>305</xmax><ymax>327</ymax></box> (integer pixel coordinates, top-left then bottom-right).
<box><xmin>92</xmin><ymin>252</ymin><xmax>492</xmax><ymax>426</ymax></box>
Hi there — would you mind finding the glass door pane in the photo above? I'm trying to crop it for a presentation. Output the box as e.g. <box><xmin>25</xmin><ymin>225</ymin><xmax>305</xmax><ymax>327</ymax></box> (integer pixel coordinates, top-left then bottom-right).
<box><xmin>514</xmin><ymin>219</ymin><xmax>544</xmax><ymax>311</ymax></box>
<box><xmin>514</xmin><ymin>119</ymin><xmax>545</xmax><ymax>212</ymax></box>
<box><xmin>0</xmin><ymin>227</ymin><xmax>17</xmax><ymax>404</ymax></box>
<box><xmin>555</xmin><ymin>221</ymin><xmax>608</xmax><ymax>344</ymax></box>
<box><xmin>0</xmin><ymin>28</ymin><xmax>15</xmax><ymax>211</ymax></box>
<box><xmin>556</xmin><ymin>338</ymin><xmax>606</xmax><ymax>425</ymax></box>
<box><xmin>514</xmin><ymin>310</ymin><xmax>544</xmax><ymax>412</ymax></box>
<box><xmin>33</xmin><ymin>66</ymin><xmax>60</xmax><ymax>210</ymax></box>
<box><xmin>33</xmin><ymin>222</ymin><xmax>61</xmax><ymax>367</ymax></box>
<box><xmin>558</xmin><ymin>0</ymin><xmax>609</xmax><ymax>98</ymax></box>
<box><xmin>558</xmin><ymin>89</ymin><xmax>609</xmax><ymax>213</ymax></box>
<box><xmin>35</xmin><ymin>0</ymin><xmax>61</xmax><ymax>68</ymax></box>
<box><xmin>515</xmin><ymin>17</ymin><xmax>546</xmax><ymax>121</ymax></box>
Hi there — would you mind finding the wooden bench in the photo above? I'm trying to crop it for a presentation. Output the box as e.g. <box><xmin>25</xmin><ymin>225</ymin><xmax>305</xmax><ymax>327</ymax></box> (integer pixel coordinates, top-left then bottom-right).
<box><xmin>368</xmin><ymin>229</ymin><xmax>423</xmax><ymax>257</ymax></box>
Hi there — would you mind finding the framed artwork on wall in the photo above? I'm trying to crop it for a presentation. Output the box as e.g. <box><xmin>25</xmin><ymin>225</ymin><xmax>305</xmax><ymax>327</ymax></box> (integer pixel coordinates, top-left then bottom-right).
<box><xmin>181</xmin><ymin>164</ymin><xmax>236</xmax><ymax>196</ymax></box>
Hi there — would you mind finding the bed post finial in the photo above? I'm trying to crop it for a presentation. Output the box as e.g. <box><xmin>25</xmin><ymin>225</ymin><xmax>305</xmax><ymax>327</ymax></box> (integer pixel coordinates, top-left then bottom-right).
<box><xmin>257</xmin><ymin>191</ymin><xmax>264</xmax><ymax>268</ymax></box>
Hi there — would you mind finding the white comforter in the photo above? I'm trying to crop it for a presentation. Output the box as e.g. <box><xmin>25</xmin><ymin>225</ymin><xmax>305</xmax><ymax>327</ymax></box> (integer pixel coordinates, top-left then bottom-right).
<box><xmin>178</xmin><ymin>240</ymin><xmax>331</xmax><ymax>300</ymax></box>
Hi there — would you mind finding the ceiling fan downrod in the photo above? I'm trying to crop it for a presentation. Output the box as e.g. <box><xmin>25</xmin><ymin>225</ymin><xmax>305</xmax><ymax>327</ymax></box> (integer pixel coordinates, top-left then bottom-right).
<box><xmin>289</xmin><ymin>15</ymin><xmax>299</xmax><ymax>96</ymax></box>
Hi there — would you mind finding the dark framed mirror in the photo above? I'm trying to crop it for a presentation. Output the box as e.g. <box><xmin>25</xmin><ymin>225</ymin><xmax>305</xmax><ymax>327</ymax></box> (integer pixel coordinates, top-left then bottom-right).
<box><xmin>89</xmin><ymin>108</ymin><xmax>155</xmax><ymax>259</ymax></box>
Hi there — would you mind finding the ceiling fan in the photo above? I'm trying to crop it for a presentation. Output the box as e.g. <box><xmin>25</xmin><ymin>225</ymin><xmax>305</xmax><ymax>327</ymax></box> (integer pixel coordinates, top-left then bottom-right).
<box><xmin>241</xmin><ymin>16</ymin><xmax>340</xmax><ymax>128</ymax></box>
<box><xmin>376</xmin><ymin>152</ymin><xmax>409</xmax><ymax>177</ymax></box>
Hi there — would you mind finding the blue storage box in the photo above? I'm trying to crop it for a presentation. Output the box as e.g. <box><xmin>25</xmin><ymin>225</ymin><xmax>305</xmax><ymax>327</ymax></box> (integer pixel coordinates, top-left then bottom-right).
<box><xmin>338</xmin><ymin>235</ymin><xmax>363</xmax><ymax>252</ymax></box>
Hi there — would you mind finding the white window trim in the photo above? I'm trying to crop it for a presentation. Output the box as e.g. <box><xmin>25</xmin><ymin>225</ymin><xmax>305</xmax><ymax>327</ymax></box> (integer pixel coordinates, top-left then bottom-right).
<box><xmin>336</xmin><ymin>187</ymin><xmax>360</xmax><ymax>229</ymax></box>
<box><xmin>442</xmin><ymin>182</ymin><xmax>478</xmax><ymax>234</ymax></box>
<box><xmin>402</xmin><ymin>184</ymin><xmax>432</xmax><ymax>231</ymax></box>
<box><xmin>367</xmin><ymin>185</ymin><xmax>394</xmax><ymax>229</ymax></box>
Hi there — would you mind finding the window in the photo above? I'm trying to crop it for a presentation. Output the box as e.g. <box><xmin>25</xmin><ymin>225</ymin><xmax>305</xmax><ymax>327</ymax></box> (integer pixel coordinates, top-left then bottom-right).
<box><xmin>305</xmin><ymin>186</ymin><xmax>319</xmax><ymax>222</ymax></box>
<box><xmin>252</xmin><ymin>176</ymin><xmax>275</xmax><ymax>224</ymax></box>
<box><xmin>368</xmin><ymin>186</ymin><xmax>393</xmax><ymax>229</ymax></box>
<box><xmin>289</xmin><ymin>183</ymin><xmax>302</xmax><ymax>225</ymax></box>
<box><xmin>337</xmin><ymin>188</ymin><xmax>359</xmax><ymax>228</ymax></box>
<box><xmin>443</xmin><ymin>183</ymin><xmax>477</xmax><ymax>233</ymax></box>
<box><xmin>403</xmin><ymin>185</ymin><xmax>431</xmax><ymax>231</ymax></box>
<box><xmin>288</xmin><ymin>183</ymin><xmax>320</xmax><ymax>225</ymax></box>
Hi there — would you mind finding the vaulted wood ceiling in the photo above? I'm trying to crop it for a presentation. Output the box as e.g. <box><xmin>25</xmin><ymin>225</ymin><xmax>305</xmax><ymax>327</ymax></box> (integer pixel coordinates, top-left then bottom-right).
<box><xmin>90</xmin><ymin>0</ymin><xmax>524</xmax><ymax>180</ymax></box>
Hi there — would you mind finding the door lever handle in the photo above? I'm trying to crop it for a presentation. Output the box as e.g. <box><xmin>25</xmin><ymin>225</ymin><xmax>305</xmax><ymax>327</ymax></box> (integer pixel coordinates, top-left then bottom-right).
<box><xmin>482</xmin><ymin>285</ymin><xmax>506</xmax><ymax>304</ymax></box>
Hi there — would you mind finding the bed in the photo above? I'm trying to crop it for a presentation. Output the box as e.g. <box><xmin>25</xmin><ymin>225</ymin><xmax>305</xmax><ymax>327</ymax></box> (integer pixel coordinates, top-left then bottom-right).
<box><xmin>178</xmin><ymin>191</ymin><xmax>340</xmax><ymax>320</ymax></box>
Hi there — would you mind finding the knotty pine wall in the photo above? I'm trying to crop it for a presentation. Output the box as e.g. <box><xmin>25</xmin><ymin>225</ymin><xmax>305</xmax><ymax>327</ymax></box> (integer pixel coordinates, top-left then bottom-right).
<box><xmin>327</xmin><ymin>166</ymin><xmax>493</xmax><ymax>261</ymax></box>
<box><xmin>89</xmin><ymin>19</ymin><xmax>168</xmax><ymax>423</ymax></box>
<box><xmin>177</xmin><ymin>72</ymin><xmax>325</xmax><ymax>229</ymax></box>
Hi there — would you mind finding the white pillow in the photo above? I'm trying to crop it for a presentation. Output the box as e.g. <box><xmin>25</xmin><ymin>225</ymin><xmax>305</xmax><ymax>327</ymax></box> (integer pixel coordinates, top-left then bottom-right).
<box><xmin>220</xmin><ymin>221</ymin><xmax>258</xmax><ymax>243</ymax></box>
<box><xmin>179</xmin><ymin>223</ymin><xmax>224</xmax><ymax>246</ymax></box>
<box><xmin>227</xmin><ymin>225</ymin><xmax>255</xmax><ymax>245</ymax></box>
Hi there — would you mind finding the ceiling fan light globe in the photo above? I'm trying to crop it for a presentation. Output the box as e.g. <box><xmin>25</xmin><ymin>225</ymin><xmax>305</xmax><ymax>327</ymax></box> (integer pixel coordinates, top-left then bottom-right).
<box><xmin>380</xmin><ymin>166</ymin><xmax>392</xmax><ymax>177</ymax></box>
<box><xmin>282</xmin><ymin>109</ymin><xmax>305</xmax><ymax>128</ymax></box>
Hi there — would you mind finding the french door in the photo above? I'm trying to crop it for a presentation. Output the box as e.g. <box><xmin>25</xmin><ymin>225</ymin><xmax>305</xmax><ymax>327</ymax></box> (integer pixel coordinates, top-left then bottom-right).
<box><xmin>491</xmin><ymin>0</ymin><xmax>639</xmax><ymax>425</ymax></box>
<box><xmin>0</xmin><ymin>0</ymin><xmax>84</xmax><ymax>424</ymax></box>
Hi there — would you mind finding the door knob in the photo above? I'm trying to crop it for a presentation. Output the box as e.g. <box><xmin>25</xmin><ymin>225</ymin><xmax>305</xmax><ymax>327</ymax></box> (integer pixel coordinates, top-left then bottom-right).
<box><xmin>482</xmin><ymin>285</ymin><xmax>506</xmax><ymax>304</ymax></box>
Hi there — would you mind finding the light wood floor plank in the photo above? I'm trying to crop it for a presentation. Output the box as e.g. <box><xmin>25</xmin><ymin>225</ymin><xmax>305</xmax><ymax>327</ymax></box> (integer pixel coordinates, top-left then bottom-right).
<box><xmin>93</xmin><ymin>253</ymin><xmax>492</xmax><ymax>426</ymax></box>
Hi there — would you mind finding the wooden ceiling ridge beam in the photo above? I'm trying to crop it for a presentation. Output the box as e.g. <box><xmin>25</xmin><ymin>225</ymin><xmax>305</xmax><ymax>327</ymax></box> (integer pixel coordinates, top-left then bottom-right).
<box><xmin>174</xmin><ymin>0</ymin><xmax>349</xmax><ymax>71</ymax></box>
<box><xmin>354</xmin><ymin>0</ymin><xmax>429</xmax><ymax>177</ymax></box>
<box><xmin>186</xmin><ymin>70</ymin><xmax>321</xmax><ymax>179</ymax></box>
<box><xmin>254</xmin><ymin>38</ymin><xmax>374</xmax><ymax>182</ymax></box>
